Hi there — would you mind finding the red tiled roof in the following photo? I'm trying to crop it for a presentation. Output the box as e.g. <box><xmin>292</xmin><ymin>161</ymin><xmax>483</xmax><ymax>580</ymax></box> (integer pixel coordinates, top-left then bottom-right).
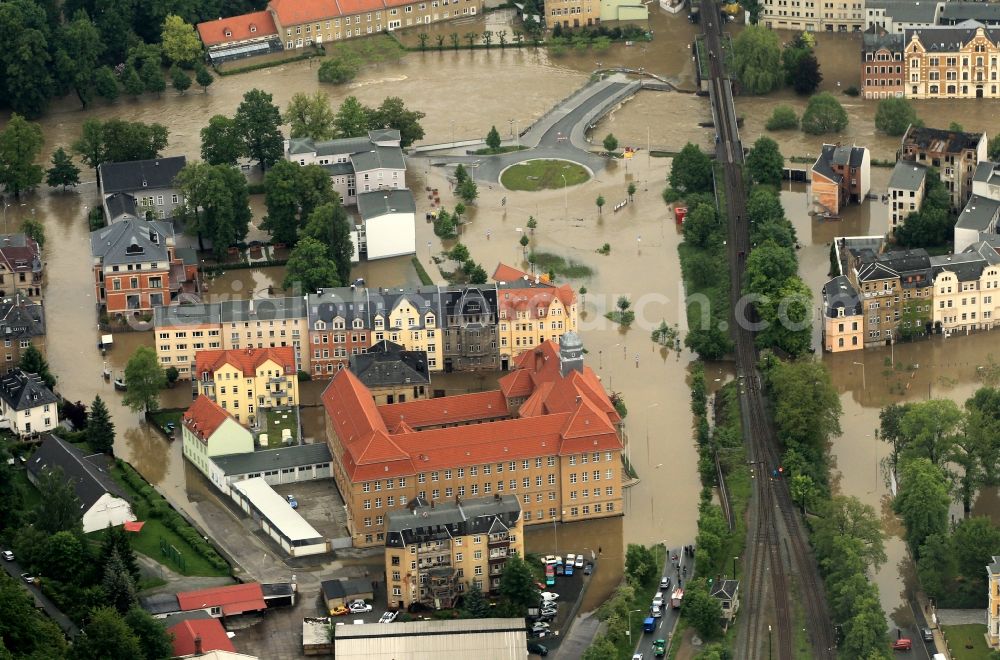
<box><xmin>182</xmin><ymin>395</ymin><xmax>232</xmax><ymax>443</ymax></box>
<box><xmin>493</xmin><ymin>263</ymin><xmax>531</xmax><ymax>282</ymax></box>
<box><xmin>168</xmin><ymin>618</ymin><xmax>235</xmax><ymax>656</ymax></box>
<box><xmin>194</xmin><ymin>347</ymin><xmax>295</xmax><ymax>377</ymax></box>
<box><xmin>378</xmin><ymin>390</ymin><xmax>509</xmax><ymax>429</ymax></box>
<box><xmin>176</xmin><ymin>583</ymin><xmax>266</xmax><ymax>615</ymax></box>
<box><xmin>196</xmin><ymin>11</ymin><xmax>277</xmax><ymax>47</ymax></box>
<box><xmin>269</xmin><ymin>0</ymin><xmax>342</xmax><ymax>25</ymax></box>
<box><xmin>338</xmin><ymin>0</ymin><xmax>388</xmax><ymax>14</ymax></box>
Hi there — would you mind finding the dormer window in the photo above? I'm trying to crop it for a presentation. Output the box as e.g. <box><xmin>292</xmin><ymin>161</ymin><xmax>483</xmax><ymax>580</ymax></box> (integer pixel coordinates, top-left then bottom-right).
<box><xmin>249</xmin><ymin>24</ymin><xmax>257</xmax><ymax>33</ymax></box>
<box><xmin>224</xmin><ymin>29</ymin><xmax>232</xmax><ymax>37</ymax></box>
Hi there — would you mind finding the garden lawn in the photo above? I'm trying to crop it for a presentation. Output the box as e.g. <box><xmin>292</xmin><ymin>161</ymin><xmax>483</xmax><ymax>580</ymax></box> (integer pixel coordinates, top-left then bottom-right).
<box><xmin>148</xmin><ymin>409</ymin><xmax>182</xmax><ymax>435</ymax></box>
<box><xmin>942</xmin><ymin>624</ymin><xmax>993</xmax><ymax>660</ymax></box>
<box><xmin>527</xmin><ymin>251</ymin><xmax>593</xmax><ymax>279</ymax></box>
<box><xmin>266</xmin><ymin>408</ymin><xmax>298</xmax><ymax>441</ymax></box>
<box><xmin>500</xmin><ymin>160</ymin><xmax>590</xmax><ymax>191</ymax></box>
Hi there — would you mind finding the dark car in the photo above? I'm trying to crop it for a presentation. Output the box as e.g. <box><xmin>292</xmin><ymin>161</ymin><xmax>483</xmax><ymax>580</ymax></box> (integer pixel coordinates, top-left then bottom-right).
<box><xmin>555</xmin><ymin>564</ymin><xmax>565</xmax><ymax>576</ymax></box>
<box><xmin>584</xmin><ymin>562</ymin><xmax>594</xmax><ymax>575</ymax></box>
<box><xmin>528</xmin><ymin>642</ymin><xmax>549</xmax><ymax>656</ymax></box>
<box><xmin>921</xmin><ymin>628</ymin><xmax>934</xmax><ymax>643</ymax></box>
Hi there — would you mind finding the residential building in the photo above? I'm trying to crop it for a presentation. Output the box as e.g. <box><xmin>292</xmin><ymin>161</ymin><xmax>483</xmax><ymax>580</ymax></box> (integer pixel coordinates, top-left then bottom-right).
<box><xmin>195</xmin><ymin>11</ymin><xmax>281</xmax><ymax>64</ymax></box>
<box><xmin>331</xmin><ymin>618</ymin><xmax>527</xmax><ymax>660</ymax></box>
<box><xmin>221</xmin><ymin>298</ymin><xmax>309</xmax><ymax>371</ymax></box>
<box><xmin>861</xmin><ymin>27</ymin><xmax>905</xmax><ymax>99</ymax></box>
<box><xmin>0</xmin><ymin>370</ymin><xmax>57</xmax><ymax>436</ymax></box>
<box><xmin>847</xmin><ymin>247</ymin><xmax>934</xmax><ymax>345</ymax></box>
<box><xmin>549</xmin><ymin>0</ymin><xmax>601</xmax><ymax>28</ymax></box>
<box><xmin>930</xmin><ymin>249</ymin><xmax>1000</xmax><ymax>335</ymax></box>
<box><xmin>193</xmin><ymin>347</ymin><xmax>299</xmax><ymax>426</ymax></box>
<box><xmin>168</xmin><ymin>618</ymin><xmax>236</xmax><ymax>658</ymax></box>
<box><xmin>954</xmin><ymin>162</ymin><xmax>1000</xmax><ymax>251</ymax></box>
<box><xmin>307</xmin><ymin>288</ymin><xmax>372</xmax><ymax>376</ymax></box>
<box><xmin>268</xmin><ymin>0</ymin><xmax>481</xmax><ymax>50</ymax></box>
<box><xmin>940</xmin><ymin>3</ymin><xmax>1000</xmax><ymax>28</ymax></box>
<box><xmin>821</xmin><ymin>276</ymin><xmax>864</xmax><ymax>352</ymax></box>
<box><xmin>384</xmin><ymin>495</ymin><xmax>523</xmax><ymax>609</ymax></box>
<box><xmin>865</xmin><ymin>0</ymin><xmax>942</xmax><ymax>34</ymax></box>
<box><xmin>887</xmin><ymin>161</ymin><xmax>927</xmax><ymax>229</ymax></box>
<box><xmin>0</xmin><ymin>234</ymin><xmax>43</xmax><ymax>301</ymax></box>
<box><xmin>349</xmin><ymin>340</ymin><xmax>430</xmax><ymax>405</ymax></box>
<box><xmin>181</xmin><ymin>395</ymin><xmax>255</xmax><ymax>479</ymax></box>
<box><xmin>90</xmin><ymin>218</ymin><xmax>200</xmax><ymax>316</ymax></box>
<box><xmin>903</xmin><ymin>21</ymin><xmax>1000</xmax><ymax>99</ymax></box>
<box><xmin>98</xmin><ymin>156</ymin><xmax>187</xmax><ymax>223</ymax></box>
<box><xmin>760</xmin><ymin>0</ymin><xmax>864</xmax><ymax>33</ymax></box>
<box><xmin>494</xmin><ymin>264</ymin><xmax>578</xmax><ymax>369</ymax></box>
<box><xmin>989</xmin><ymin>556</ymin><xmax>1000</xmax><ymax>648</ymax></box>
<box><xmin>26</xmin><ymin>434</ymin><xmax>136</xmax><ymax>533</ymax></box>
<box><xmin>0</xmin><ymin>293</ymin><xmax>46</xmax><ymax>372</ymax></box>
<box><xmin>811</xmin><ymin>144</ymin><xmax>871</xmax><ymax>216</ymax></box>
<box><xmin>900</xmin><ymin>125</ymin><xmax>988</xmax><ymax>209</ymax></box>
<box><xmin>709</xmin><ymin>580</ymin><xmax>740</xmax><ymax>623</ymax></box>
<box><xmin>323</xmin><ymin>332</ymin><xmax>623</xmax><ymax>548</ymax></box>
<box><xmin>154</xmin><ymin>304</ymin><xmax>224</xmax><ymax>377</ymax></box>
<box><xmin>356</xmin><ymin>189</ymin><xmax>416</xmax><ymax>260</ymax></box>
<box><xmin>286</xmin><ymin>130</ymin><xmax>405</xmax><ymax>207</ymax></box>
<box><xmin>320</xmin><ymin>579</ymin><xmax>373</xmax><ymax>611</ymax></box>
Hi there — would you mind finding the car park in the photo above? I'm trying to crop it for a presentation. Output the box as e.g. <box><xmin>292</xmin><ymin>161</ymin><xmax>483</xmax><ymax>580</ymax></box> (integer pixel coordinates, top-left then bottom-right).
<box><xmin>659</xmin><ymin>576</ymin><xmax>671</xmax><ymax>590</ymax></box>
<box><xmin>378</xmin><ymin>611</ymin><xmax>398</xmax><ymax>624</ymax></box>
<box><xmin>330</xmin><ymin>605</ymin><xmax>349</xmax><ymax>616</ymax></box>
<box><xmin>584</xmin><ymin>562</ymin><xmax>594</xmax><ymax>575</ymax></box>
<box><xmin>528</xmin><ymin>642</ymin><xmax>549</xmax><ymax>656</ymax></box>
<box><xmin>575</xmin><ymin>555</ymin><xmax>584</xmax><ymax>568</ymax></box>
<box><xmin>891</xmin><ymin>638</ymin><xmax>912</xmax><ymax>651</ymax></box>
<box><xmin>2</xmin><ymin>550</ymin><xmax>12</xmax><ymax>561</ymax></box>
<box><xmin>20</xmin><ymin>573</ymin><xmax>34</xmax><ymax>584</ymax></box>
<box><xmin>348</xmin><ymin>600</ymin><xmax>372</xmax><ymax>614</ymax></box>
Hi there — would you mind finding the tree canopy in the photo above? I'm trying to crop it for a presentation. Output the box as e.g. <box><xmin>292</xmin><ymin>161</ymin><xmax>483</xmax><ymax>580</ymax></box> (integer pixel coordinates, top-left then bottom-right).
<box><xmin>745</xmin><ymin>136</ymin><xmax>784</xmax><ymax>187</ymax></box>
<box><xmin>234</xmin><ymin>88</ymin><xmax>284</xmax><ymax>171</ymax></box>
<box><xmin>285</xmin><ymin>91</ymin><xmax>336</xmax><ymax>140</ymax></box>
<box><xmin>161</xmin><ymin>15</ymin><xmax>202</xmax><ymax>66</ymax></box>
<box><xmin>46</xmin><ymin>147</ymin><xmax>81</xmax><ymax>190</ymax></box>
<box><xmin>19</xmin><ymin>344</ymin><xmax>54</xmax><ymax>389</ymax></box>
<box><xmin>730</xmin><ymin>25</ymin><xmax>783</xmax><ymax>94</ymax></box>
<box><xmin>0</xmin><ymin>114</ymin><xmax>45</xmax><ymax>197</ymax></box>
<box><xmin>875</xmin><ymin>97</ymin><xmax>920</xmax><ymax>136</ymax></box>
<box><xmin>669</xmin><ymin>143</ymin><xmax>713</xmax><ymax>195</ymax></box>
<box><xmin>893</xmin><ymin>457</ymin><xmax>950</xmax><ymax>559</ymax></box>
<box><xmin>122</xmin><ymin>346</ymin><xmax>165</xmax><ymax>413</ymax></box>
<box><xmin>175</xmin><ymin>162</ymin><xmax>252</xmax><ymax>258</ymax></box>
<box><xmin>263</xmin><ymin>160</ymin><xmax>336</xmax><ymax>246</ymax></box>
<box><xmin>283</xmin><ymin>237</ymin><xmax>342</xmax><ymax>292</ymax></box>
<box><xmin>801</xmin><ymin>92</ymin><xmax>849</xmax><ymax>135</ymax></box>
<box><xmin>200</xmin><ymin>115</ymin><xmax>242</xmax><ymax>166</ymax></box>
<box><xmin>497</xmin><ymin>555</ymin><xmax>539</xmax><ymax>616</ymax></box>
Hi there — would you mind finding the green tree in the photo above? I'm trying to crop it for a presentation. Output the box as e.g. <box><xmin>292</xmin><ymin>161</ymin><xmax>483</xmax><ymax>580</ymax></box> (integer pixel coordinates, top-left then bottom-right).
<box><xmin>916</xmin><ymin>532</ymin><xmax>955</xmax><ymax>601</ymax></box>
<box><xmin>603</xmin><ymin>133</ymin><xmax>619</xmax><ymax>153</ymax></box>
<box><xmin>37</xmin><ymin>531</ymin><xmax>86</xmax><ymax>584</ymax></box>
<box><xmin>371</xmin><ymin>96</ymin><xmax>426</xmax><ymax>147</ymax></box>
<box><xmin>283</xmin><ymin>237</ymin><xmax>341</xmax><ymax>291</ymax></box>
<box><xmin>581</xmin><ymin>636</ymin><xmax>617</xmax><ymax>660</ymax></box>
<box><xmin>898</xmin><ymin>399</ymin><xmax>961</xmax><ymax>466</ymax></box>
<box><xmin>681</xmin><ymin>578</ymin><xmax>722</xmax><ymax>639</ymax></box>
<box><xmin>461</xmin><ymin>582</ymin><xmax>491</xmax><ymax>618</ymax></box>
<box><xmin>681</xmin><ymin>203</ymin><xmax>718</xmax><ymax>249</ymax></box>
<box><xmin>0</xmin><ymin>571</ymin><xmax>68</xmax><ymax>658</ymax></box>
<box><xmin>99</xmin><ymin>524</ymin><xmax>140</xmax><ymax>583</ymax></box>
<box><xmin>87</xmin><ymin>395</ymin><xmax>115</xmax><ymax>455</ymax></box>
<box><xmin>790</xmin><ymin>51</ymin><xmax>822</xmax><ymax>94</ymax></box>
<box><xmin>72</xmin><ymin>607</ymin><xmax>142</xmax><ymax>660</ymax></box>
<box><xmin>485</xmin><ymin>125</ymin><xmax>502</xmax><ymax>153</ymax></box>
<box><xmin>841</xmin><ymin>599</ymin><xmax>890</xmax><ymax>659</ymax></box>
<box><xmin>234</xmin><ymin>88</ymin><xmax>284</xmax><ymax>171</ymax></box>
<box><xmin>46</xmin><ymin>147</ymin><xmax>81</xmax><ymax>190</ymax></box>
<box><xmin>454</xmin><ymin>202</ymin><xmax>466</xmax><ymax>219</ymax></box>
<box><xmin>195</xmin><ymin>64</ymin><xmax>214</xmax><ymax>92</ymax></box>
<box><xmin>121</xmin><ymin>65</ymin><xmax>144</xmax><ymax>97</ymax></box>
<box><xmin>743</xmin><ymin>242</ymin><xmax>797</xmax><ymax>299</ymax></box>
<box><xmin>122</xmin><ymin>346</ymin><xmax>165</xmax><ymax>413</ymax></box>
<box><xmin>893</xmin><ymin>457</ymin><xmax>950</xmax><ymax>559</ymax></box>
<box><xmin>285</xmin><ymin>91</ymin><xmax>336</xmax><ymax>140</ymax></box>
<box><xmin>450</xmin><ymin>243</ymin><xmax>470</xmax><ymax>262</ymax></box>
<box><xmin>878</xmin><ymin>402</ymin><xmax>911</xmax><ymax>471</ymax></box>
<box><xmin>497</xmin><ymin>555</ymin><xmax>539</xmax><ymax>615</ymax></box>
<box><xmin>454</xmin><ymin>163</ymin><xmax>469</xmax><ymax>184</ymax></box>
<box><xmin>140</xmin><ymin>58</ymin><xmax>166</xmax><ymax>96</ymax></box>
<box><xmin>669</xmin><ymin>143</ymin><xmax>713</xmax><ymax>194</ymax></box>
<box><xmin>161</xmin><ymin>14</ymin><xmax>202</xmax><ymax>66</ymax></box>
<box><xmin>32</xmin><ymin>466</ymin><xmax>83</xmax><ymax>535</ymax></box>
<box><xmin>200</xmin><ymin>115</ymin><xmax>242</xmax><ymax>166</ymax></box>
<box><xmin>302</xmin><ymin>201</ymin><xmax>355</xmax><ymax>285</ymax></box>
<box><xmin>333</xmin><ymin>96</ymin><xmax>373</xmax><ymax>138</ymax></box>
<box><xmin>124</xmin><ymin>607</ymin><xmax>174</xmax><ymax>660</ymax></box>
<box><xmin>952</xmin><ymin>516</ymin><xmax>1000</xmax><ymax>584</ymax></box>
<box><xmin>0</xmin><ymin>1</ymin><xmax>55</xmax><ymax>118</ymax></box>
<box><xmin>170</xmin><ymin>66</ymin><xmax>191</xmax><ymax>94</ymax></box>
<box><xmin>990</xmin><ymin>134</ymin><xmax>1000</xmax><ymax>162</ymax></box>
<box><xmin>789</xmin><ymin>473</ymin><xmax>819</xmax><ymax>512</ymax></box>
<box><xmin>102</xmin><ymin>119</ymin><xmax>169</xmax><ymax>163</ymax></box>
<box><xmin>175</xmin><ymin>162</ymin><xmax>251</xmax><ymax>257</ymax></box>
<box><xmin>0</xmin><ymin>115</ymin><xmax>45</xmax><ymax>197</ymax></box>
<box><xmin>624</xmin><ymin>544</ymin><xmax>657</xmax><ymax>585</ymax></box>
<box><xmin>59</xmin><ymin>10</ymin><xmax>104</xmax><ymax>108</ymax></box>
<box><xmin>754</xmin><ymin>275</ymin><xmax>813</xmax><ymax>357</ymax></box>
<box><xmin>595</xmin><ymin>195</ymin><xmax>605</xmax><ymax>215</ymax></box>
<box><xmin>965</xmin><ymin>387</ymin><xmax>1000</xmax><ymax>483</ymax></box>
<box><xmin>801</xmin><ymin>92</ymin><xmax>849</xmax><ymax>135</ymax></box>
<box><xmin>730</xmin><ymin>25</ymin><xmax>783</xmax><ymax>94</ymax></box>
<box><xmin>469</xmin><ymin>264</ymin><xmax>488</xmax><ymax>284</ymax></box>
<box><xmin>745</xmin><ymin>136</ymin><xmax>784</xmax><ymax>187</ymax></box>
<box><xmin>766</xmin><ymin>105</ymin><xmax>799</xmax><ymax>130</ymax></box>
<box><xmin>318</xmin><ymin>52</ymin><xmax>361</xmax><ymax>85</ymax></box>
<box><xmin>93</xmin><ymin>66</ymin><xmax>119</xmax><ymax>102</ymax></box>
<box><xmin>875</xmin><ymin>97</ymin><xmax>919</xmax><ymax>136</ymax></box>
<box><xmin>627</xmin><ymin>182</ymin><xmax>636</xmax><ymax>201</ymax></box>
<box><xmin>457</xmin><ymin>177</ymin><xmax>479</xmax><ymax>204</ymax></box>
<box><xmin>18</xmin><ymin>344</ymin><xmax>54</xmax><ymax>388</ymax></box>
<box><xmin>102</xmin><ymin>548</ymin><xmax>138</xmax><ymax>614</ymax></box>
<box><xmin>263</xmin><ymin>161</ymin><xmax>335</xmax><ymax>246</ymax></box>
<box><xmin>811</xmin><ymin>496</ymin><xmax>886</xmax><ymax>570</ymax></box>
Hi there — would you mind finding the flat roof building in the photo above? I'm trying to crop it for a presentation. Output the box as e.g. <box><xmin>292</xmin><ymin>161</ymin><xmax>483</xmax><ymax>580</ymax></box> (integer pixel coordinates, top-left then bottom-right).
<box><xmin>232</xmin><ymin>477</ymin><xmax>327</xmax><ymax>556</ymax></box>
<box><xmin>331</xmin><ymin>617</ymin><xmax>528</xmax><ymax>660</ymax></box>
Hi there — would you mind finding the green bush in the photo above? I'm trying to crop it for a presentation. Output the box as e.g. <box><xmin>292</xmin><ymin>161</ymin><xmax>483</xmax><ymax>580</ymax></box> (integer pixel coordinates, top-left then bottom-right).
<box><xmin>765</xmin><ymin>105</ymin><xmax>799</xmax><ymax>131</ymax></box>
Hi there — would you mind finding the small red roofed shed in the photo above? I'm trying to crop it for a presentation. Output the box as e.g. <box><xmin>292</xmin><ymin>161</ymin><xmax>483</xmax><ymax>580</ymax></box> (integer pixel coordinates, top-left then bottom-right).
<box><xmin>176</xmin><ymin>583</ymin><xmax>266</xmax><ymax>617</ymax></box>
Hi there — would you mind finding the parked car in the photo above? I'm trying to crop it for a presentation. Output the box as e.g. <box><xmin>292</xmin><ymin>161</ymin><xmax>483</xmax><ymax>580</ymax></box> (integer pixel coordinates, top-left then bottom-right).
<box><xmin>378</xmin><ymin>611</ymin><xmax>398</xmax><ymax>624</ymax></box>
<box><xmin>540</xmin><ymin>607</ymin><xmax>558</xmax><ymax>617</ymax></box>
<box><xmin>565</xmin><ymin>553</ymin><xmax>576</xmax><ymax>567</ymax></box>
<box><xmin>632</xmin><ymin>653</ymin><xmax>644</xmax><ymax>660</ymax></box>
<box><xmin>2</xmin><ymin>550</ymin><xmax>13</xmax><ymax>561</ymax></box>
<box><xmin>540</xmin><ymin>592</ymin><xmax>559</xmax><ymax>602</ymax></box>
<box><xmin>530</xmin><ymin>622</ymin><xmax>550</xmax><ymax>635</ymax></box>
<box><xmin>891</xmin><ymin>638</ymin><xmax>912</xmax><ymax>651</ymax></box>
<box><xmin>584</xmin><ymin>562</ymin><xmax>594</xmax><ymax>575</ymax></box>
<box><xmin>287</xmin><ymin>495</ymin><xmax>298</xmax><ymax>509</ymax></box>
<box><xmin>348</xmin><ymin>600</ymin><xmax>372</xmax><ymax>614</ymax></box>
<box><xmin>330</xmin><ymin>605</ymin><xmax>349</xmax><ymax>616</ymax></box>
<box><xmin>20</xmin><ymin>573</ymin><xmax>34</xmax><ymax>584</ymax></box>
<box><xmin>652</xmin><ymin>592</ymin><xmax>665</xmax><ymax>608</ymax></box>
<box><xmin>540</xmin><ymin>555</ymin><xmax>558</xmax><ymax>566</ymax></box>
<box><xmin>659</xmin><ymin>576</ymin><xmax>671</xmax><ymax>590</ymax></box>
<box><xmin>555</xmin><ymin>564</ymin><xmax>564</xmax><ymax>576</ymax></box>
<box><xmin>528</xmin><ymin>642</ymin><xmax>549</xmax><ymax>656</ymax></box>
<box><xmin>650</xmin><ymin>604</ymin><xmax>663</xmax><ymax>618</ymax></box>
<box><xmin>564</xmin><ymin>563</ymin><xmax>574</xmax><ymax>576</ymax></box>
<box><xmin>574</xmin><ymin>555</ymin><xmax>584</xmax><ymax>568</ymax></box>
<box><xmin>921</xmin><ymin>628</ymin><xmax>934</xmax><ymax>643</ymax></box>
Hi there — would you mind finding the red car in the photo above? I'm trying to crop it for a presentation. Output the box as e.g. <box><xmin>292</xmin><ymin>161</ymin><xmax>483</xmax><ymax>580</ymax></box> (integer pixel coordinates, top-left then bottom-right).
<box><xmin>891</xmin><ymin>638</ymin><xmax>912</xmax><ymax>651</ymax></box>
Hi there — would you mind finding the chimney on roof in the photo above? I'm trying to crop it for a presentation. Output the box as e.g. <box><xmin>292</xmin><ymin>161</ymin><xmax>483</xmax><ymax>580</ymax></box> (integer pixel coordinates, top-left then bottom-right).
<box><xmin>194</xmin><ymin>635</ymin><xmax>203</xmax><ymax>655</ymax></box>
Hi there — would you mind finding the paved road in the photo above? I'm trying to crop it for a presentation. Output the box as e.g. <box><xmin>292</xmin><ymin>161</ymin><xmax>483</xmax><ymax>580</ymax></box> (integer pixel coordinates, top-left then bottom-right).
<box><xmin>424</xmin><ymin>75</ymin><xmax>642</xmax><ymax>183</ymax></box>
<box><xmin>633</xmin><ymin>547</ymin><xmax>693</xmax><ymax>659</ymax></box>
<box><xmin>891</xmin><ymin>595</ymin><xmax>939</xmax><ymax>660</ymax></box>
<box><xmin>0</xmin><ymin>555</ymin><xmax>79</xmax><ymax>638</ymax></box>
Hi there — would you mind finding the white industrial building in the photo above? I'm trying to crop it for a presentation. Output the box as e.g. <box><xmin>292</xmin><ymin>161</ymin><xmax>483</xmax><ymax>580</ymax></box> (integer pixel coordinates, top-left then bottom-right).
<box><xmin>231</xmin><ymin>477</ymin><xmax>327</xmax><ymax>556</ymax></box>
<box><xmin>206</xmin><ymin>442</ymin><xmax>332</xmax><ymax>492</ymax></box>
<box><xmin>331</xmin><ymin>618</ymin><xmax>528</xmax><ymax>660</ymax></box>
<box><xmin>356</xmin><ymin>189</ymin><xmax>416</xmax><ymax>260</ymax></box>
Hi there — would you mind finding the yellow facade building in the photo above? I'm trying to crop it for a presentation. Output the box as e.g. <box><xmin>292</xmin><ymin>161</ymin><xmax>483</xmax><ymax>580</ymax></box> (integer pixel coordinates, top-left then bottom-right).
<box><xmin>194</xmin><ymin>347</ymin><xmax>299</xmax><ymax>427</ymax></box>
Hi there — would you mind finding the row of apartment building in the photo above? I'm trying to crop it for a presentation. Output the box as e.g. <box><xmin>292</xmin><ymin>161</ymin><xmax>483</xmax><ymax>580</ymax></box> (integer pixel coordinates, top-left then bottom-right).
<box><xmin>153</xmin><ymin>264</ymin><xmax>579</xmax><ymax>379</ymax></box>
<box><xmin>762</xmin><ymin>0</ymin><xmax>1000</xmax><ymax>36</ymax></box>
<box><xmin>862</xmin><ymin>19</ymin><xmax>1000</xmax><ymax>99</ymax></box>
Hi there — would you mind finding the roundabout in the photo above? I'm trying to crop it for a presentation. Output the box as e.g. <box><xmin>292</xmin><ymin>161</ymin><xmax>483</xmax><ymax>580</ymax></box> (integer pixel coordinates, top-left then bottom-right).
<box><xmin>499</xmin><ymin>159</ymin><xmax>592</xmax><ymax>191</ymax></box>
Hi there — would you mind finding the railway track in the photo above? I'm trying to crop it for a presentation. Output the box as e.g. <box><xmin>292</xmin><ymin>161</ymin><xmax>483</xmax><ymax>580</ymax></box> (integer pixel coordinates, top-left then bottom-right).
<box><xmin>699</xmin><ymin>2</ymin><xmax>836</xmax><ymax>657</ymax></box>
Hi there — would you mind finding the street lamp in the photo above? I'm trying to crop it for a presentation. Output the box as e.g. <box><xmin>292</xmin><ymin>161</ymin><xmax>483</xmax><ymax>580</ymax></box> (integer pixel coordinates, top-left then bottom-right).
<box><xmin>769</xmin><ymin>624</ymin><xmax>773</xmax><ymax>660</ymax></box>
<box><xmin>852</xmin><ymin>361</ymin><xmax>866</xmax><ymax>390</ymax></box>
<box><xmin>626</xmin><ymin>608</ymin><xmax>643</xmax><ymax>638</ymax></box>
<box><xmin>733</xmin><ymin>556</ymin><xmax>738</xmax><ymax>579</ymax></box>
<box><xmin>560</xmin><ymin>174</ymin><xmax>568</xmax><ymax>219</ymax></box>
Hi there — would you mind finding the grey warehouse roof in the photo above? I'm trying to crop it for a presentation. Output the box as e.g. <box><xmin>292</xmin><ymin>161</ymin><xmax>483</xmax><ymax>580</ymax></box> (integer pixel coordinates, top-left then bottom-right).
<box><xmin>211</xmin><ymin>442</ymin><xmax>331</xmax><ymax>476</ymax></box>
<box><xmin>870</xmin><ymin>0</ymin><xmax>941</xmax><ymax>24</ymax></box>
<box><xmin>941</xmin><ymin>2</ymin><xmax>1000</xmax><ymax>24</ymax></box>
<box><xmin>350</xmin><ymin>145</ymin><xmax>405</xmax><ymax>172</ymax></box>
<box><xmin>905</xmin><ymin>20</ymin><xmax>998</xmax><ymax>51</ymax></box>
<box><xmin>98</xmin><ymin>156</ymin><xmax>186</xmax><ymax>194</ymax></box>
<box><xmin>955</xmin><ymin>195</ymin><xmax>1000</xmax><ymax>232</ymax></box>
<box><xmin>357</xmin><ymin>189</ymin><xmax>416</xmax><ymax>221</ymax></box>
<box><xmin>888</xmin><ymin>161</ymin><xmax>927</xmax><ymax>191</ymax></box>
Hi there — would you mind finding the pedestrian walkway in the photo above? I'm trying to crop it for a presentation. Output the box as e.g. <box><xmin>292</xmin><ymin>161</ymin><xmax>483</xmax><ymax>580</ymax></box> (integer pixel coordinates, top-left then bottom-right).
<box><xmin>0</xmin><ymin>559</ymin><xmax>79</xmax><ymax>638</ymax></box>
<box><xmin>553</xmin><ymin>611</ymin><xmax>604</xmax><ymax>659</ymax></box>
<box><xmin>937</xmin><ymin>609</ymin><xmax>985</xmax><ymax>625</ymax></box>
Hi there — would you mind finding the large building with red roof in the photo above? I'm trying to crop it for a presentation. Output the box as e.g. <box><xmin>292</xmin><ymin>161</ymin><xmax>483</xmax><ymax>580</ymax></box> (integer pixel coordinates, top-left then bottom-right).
<box><xmin>168</xmin><ymin>617</ymin><xmax>236</xmax><ymax>657</ymax></box>
<box><xmin>181</xmin><ymin>395</ymin><xmax>254</xmax><ymax>478</ymax></box>
<box><xmin>323</xmin><ymin>332</ymin><xmax>623</xmax><ymax>548</ymax></box>
<box><xmin>193</xmin><ymin>347</ymin><xmax>299</xmax><ymax>427</ymax></box>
